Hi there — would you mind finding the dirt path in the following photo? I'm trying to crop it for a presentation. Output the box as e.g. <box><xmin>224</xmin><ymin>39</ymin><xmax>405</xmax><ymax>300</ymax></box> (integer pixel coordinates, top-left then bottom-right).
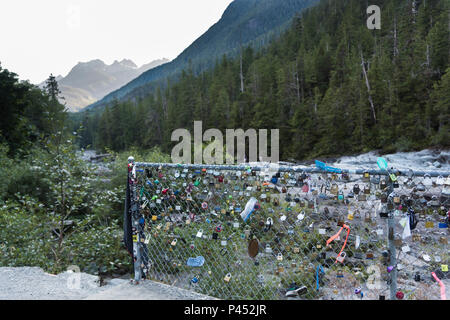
<box><xmin>0</xmin><ymin>267</ymin><xmax>215</xmax><ymax>300</ymax></box>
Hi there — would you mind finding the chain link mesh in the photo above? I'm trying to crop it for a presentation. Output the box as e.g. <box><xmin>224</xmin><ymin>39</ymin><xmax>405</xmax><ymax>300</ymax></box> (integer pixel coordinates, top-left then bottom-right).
<box><xmin>127</xmin><ymin>162</ymin><xmax>449</xmax><ymax>300</ymax></box>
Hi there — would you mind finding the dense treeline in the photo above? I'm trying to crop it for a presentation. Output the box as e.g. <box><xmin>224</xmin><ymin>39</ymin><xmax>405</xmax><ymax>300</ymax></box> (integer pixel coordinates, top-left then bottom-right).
<box><xmin>0</xmin><ymin>66</ymin><xmax>67</xmax><ymax>156</ymax></box>
<box><xmin>0</xmin><ymin>65</ymin><xmax>132</xmax><ymax>274</ymax></box>
<box><xmin>80</xmin><ymin>0</ymin><xmax>449</xmax><ymax>160</ymax></box>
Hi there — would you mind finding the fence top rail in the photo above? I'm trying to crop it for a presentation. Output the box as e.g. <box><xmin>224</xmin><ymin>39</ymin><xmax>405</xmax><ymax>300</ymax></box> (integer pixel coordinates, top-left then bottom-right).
<box><xmin>134</xmin><ymin>161</ymin><xmax>450</xmax><ymax>177</ymax></box>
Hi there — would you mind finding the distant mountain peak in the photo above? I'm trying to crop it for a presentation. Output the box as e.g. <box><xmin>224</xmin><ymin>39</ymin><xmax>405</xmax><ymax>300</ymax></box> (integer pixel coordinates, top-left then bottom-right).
<box><xmin>37</xmin><ymin>58</ymin><xmax>169</xmax><ymax>112</ymax></box>
<box><xmin>119</xmin><ymin>59</ymin><xmax>138</xmax><ymax>68</ymax></box>
<box><xmin>85</xmin><ymin>0</ymin><xmax>319</xmax><ymax>111</ymax></box>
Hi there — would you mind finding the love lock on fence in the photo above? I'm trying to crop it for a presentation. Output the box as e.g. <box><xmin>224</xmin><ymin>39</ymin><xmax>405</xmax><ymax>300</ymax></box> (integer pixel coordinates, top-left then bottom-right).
<box><xmin>124</xmin><ymin>158</ymin><xmax>450</xmax><ymax>300</ymax></box>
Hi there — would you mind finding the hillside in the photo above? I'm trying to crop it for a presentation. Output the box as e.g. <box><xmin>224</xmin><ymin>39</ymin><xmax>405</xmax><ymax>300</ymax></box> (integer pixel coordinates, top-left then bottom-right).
<box><xmin>79</xmin><ymin>0</ymin><xmax>449</xmax><ymax>159</ymax></box>
<box><xmin>84</xmin><ymin>0</ymin><xmax>319</xmax><ymax>111</ymax></box>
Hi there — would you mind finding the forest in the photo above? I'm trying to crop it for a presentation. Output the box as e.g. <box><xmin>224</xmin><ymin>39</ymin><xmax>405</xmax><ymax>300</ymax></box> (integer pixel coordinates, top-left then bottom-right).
<box><xmin>78</xmin><ymin>0</ymin><xmax>449</xmax><ymax>161</ymax></box>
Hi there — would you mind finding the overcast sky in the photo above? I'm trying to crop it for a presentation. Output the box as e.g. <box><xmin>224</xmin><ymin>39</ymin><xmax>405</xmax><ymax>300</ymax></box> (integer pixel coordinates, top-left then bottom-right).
<box><xmin>0</xmin><ymin>0</ymin><xmax>234</xmax><ymax>84</ymax></box>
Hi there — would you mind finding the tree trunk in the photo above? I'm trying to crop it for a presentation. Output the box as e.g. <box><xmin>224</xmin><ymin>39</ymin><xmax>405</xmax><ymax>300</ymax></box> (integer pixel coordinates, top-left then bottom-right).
<box><xmin>360</xmin><ymin>51</ymin><xmax>377</xmax><ymax>122</ymax></box>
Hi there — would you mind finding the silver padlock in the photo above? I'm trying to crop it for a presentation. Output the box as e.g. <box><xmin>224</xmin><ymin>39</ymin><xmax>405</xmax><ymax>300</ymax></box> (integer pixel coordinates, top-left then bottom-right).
<box><xmin>336</xmin><ymin>251</ymin><xmax>346</xmax><ymax>263</ymax></box>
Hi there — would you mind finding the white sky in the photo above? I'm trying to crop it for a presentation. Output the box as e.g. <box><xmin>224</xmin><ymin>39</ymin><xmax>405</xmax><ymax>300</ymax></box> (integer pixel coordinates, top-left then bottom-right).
<box><xmin>0</xmin><ymin>0</ymin><xmax>234</xmax><ymax>84</ymax></box>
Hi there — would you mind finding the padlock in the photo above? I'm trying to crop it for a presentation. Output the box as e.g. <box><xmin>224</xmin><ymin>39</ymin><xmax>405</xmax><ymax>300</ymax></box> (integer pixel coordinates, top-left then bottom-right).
<box><xmin>364</xmin><ymin>185</ymin><xmax>370</xmax><ymax>194</ymax></box>
<box><xmin>277</xmin><ymin>263</ymin><xmax>284</xmax><ymax>273</ymax></box>
<box><xmin>330</xmin><ymin>183</ymin><xmax>338</xmax><ymax>195</ymax></box>
<box><xmin>363</xmin><ymin>171</ymin><xmax>370</xmax><ymax>181</ymax></box>
<box><xmin>276</xmin><ymin>253</ymin><xmax>283</xmax><ymax>261</ymax></box>
<box><xmin>224</xmin><ymin>273</ymin><xmax>232</xmax><ymax>283</ymax></box>
<box><xmin>265</xmin><ymin>244</ymin><xmax>273</xmax><ymax>254</ymax></box>
<box><xmin>264</xmin><ymin>217</ymin><xmax>273</xmax><ymax>232</ymax></box>
<box><xmin>353</xmin><ymin>184</ymin><xmax>360</xmax><ymax>194</ymax></box>
<box><xmin>336</xmin><ymin>252</ymin><xmax>346</xmax><ymax>263</ymax></box>
<box><xmin>293</xmin><ymin>247</ymin><xmax>300</xmax><ymax>254</ymax></box>
<box><xmin>365</xmin><ymin>212</ymin><xmax>372</xmax><ymax>223</ymax></box>
<box><xmin>425</xmin><ymin>221</ymin><xmax>434</xmax><ymax>228</ymax></box>
<box><xmin>196</xmin><ymin>229</ymin><xmax>203</xmax><ymax>238</ymax></box>
<box><xmin>171</xmin><ymin>238</ymin><xmax>177</xmax><ymax>246</ymax></box>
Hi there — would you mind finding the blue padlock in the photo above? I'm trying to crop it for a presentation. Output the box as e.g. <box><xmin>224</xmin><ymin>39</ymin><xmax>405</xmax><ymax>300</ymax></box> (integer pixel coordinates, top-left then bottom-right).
<box><xmin>191</xmin><ymin>276</ymin><xmax>199</xmax><ymax>284</ymax></box>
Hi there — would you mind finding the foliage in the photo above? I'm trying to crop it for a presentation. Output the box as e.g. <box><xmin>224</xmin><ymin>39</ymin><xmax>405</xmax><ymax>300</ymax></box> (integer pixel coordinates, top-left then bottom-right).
<box><xmin>0</xmin><ymin>196</ymin><xmax>129</xmax><ymax>274</ymax></box>
<box><xmin>0</xmin><ymin>65</ymin><xmax>67</xmax><ymax>156</ymax></box>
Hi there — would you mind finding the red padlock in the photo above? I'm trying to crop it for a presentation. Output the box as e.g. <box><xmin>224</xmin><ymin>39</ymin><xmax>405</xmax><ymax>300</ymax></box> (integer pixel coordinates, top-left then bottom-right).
<box><xmin>396</xmin><ymin>291</ymin><xmax>404</xmax><ymax>300</ymax></box>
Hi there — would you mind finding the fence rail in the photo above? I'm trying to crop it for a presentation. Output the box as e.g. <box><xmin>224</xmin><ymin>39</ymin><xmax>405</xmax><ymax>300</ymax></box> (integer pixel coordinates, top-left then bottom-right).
<box><xmin>125</xmin><ymin>158</ymin><xmax>449</xmax><ymax>300</ymax></box>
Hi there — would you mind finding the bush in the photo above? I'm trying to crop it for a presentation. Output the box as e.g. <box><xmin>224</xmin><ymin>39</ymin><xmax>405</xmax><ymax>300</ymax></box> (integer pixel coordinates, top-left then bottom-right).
<box><xmin>0</xmin><ymin>197</ymin><xmax>130</xmax><ymax>274</ymax></box>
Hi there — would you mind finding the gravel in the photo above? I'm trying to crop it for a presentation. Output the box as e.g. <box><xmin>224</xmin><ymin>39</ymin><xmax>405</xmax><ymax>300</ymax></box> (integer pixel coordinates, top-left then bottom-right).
<box><xmin>0</xmin><ymin>267</ymin><xmax>216</xmax><ymax>300</ymax></box>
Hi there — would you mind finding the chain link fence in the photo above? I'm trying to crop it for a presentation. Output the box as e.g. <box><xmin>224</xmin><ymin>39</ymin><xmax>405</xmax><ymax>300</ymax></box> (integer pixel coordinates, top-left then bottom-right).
<box><xmin>125</xmin><ymin>159</ymin><xmax>449</xmax><ymax>300</ymax></box>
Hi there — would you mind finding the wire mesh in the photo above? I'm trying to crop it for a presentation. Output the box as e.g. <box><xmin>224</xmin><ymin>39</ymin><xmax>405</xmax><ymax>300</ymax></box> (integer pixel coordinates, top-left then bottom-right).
<box><xmin>127</xmin><ymin>161</ymin><xmax>449</xmax><ymax>300</ymax></box>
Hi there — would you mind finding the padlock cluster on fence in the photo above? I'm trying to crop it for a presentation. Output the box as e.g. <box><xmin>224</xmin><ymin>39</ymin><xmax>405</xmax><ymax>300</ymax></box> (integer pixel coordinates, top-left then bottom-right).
<box><xmin>126</xmin><ymin>159</ymin><xmax>449</xmax><ymax>300</ymax></box>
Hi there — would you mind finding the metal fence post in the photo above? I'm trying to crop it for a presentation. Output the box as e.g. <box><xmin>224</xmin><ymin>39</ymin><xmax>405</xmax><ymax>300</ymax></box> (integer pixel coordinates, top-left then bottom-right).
<box><xmin>128</xmin><ymin>156</ymin><xmax>142</xmax><ymax>283</ymax></box>
<box><xmin>387</xmin><ymin>177</ymin><xmax>397</xmax><ymax>300</ymax></box>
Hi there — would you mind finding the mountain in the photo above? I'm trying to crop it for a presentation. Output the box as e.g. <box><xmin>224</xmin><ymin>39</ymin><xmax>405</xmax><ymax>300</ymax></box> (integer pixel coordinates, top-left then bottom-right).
<box><xmin>39</xmin><ymin>58</ymin><xmax>169</xmax><ymax>112</ymax></box>
<box><xmin>79</xmin><ymin>0</ymin><xmax>449</xmax><ymax>159</ymax></box>
<box><xmin>84</xmin><ymin>0</ymin><xmax>318</xmax><ymax>111</ymax></box>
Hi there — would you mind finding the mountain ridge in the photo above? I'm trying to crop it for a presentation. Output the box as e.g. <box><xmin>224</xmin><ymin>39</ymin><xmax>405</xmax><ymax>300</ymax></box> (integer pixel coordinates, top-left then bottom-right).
<box><xmin>38</xmin><ymin>58</ymin><xmax>169</xmax><ymax>112</ymax></box>
<box><xmin>83</xmin><ymin>0</ymin><xmax>319</xmax><ymax>112</ymax></box>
